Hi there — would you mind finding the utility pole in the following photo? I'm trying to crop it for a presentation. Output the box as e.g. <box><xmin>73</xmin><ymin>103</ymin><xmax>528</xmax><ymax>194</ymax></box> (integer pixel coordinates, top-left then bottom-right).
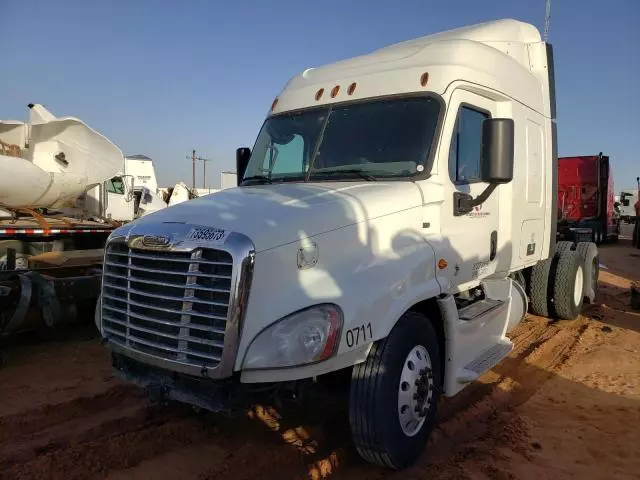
<box><xmin>544</xmin><ymin>0</ymin><xmax>551</xmax><ymax>42</ymax></box>
<box><xmin>185</xmin><ymin>150</ymin><xmax>212</xmax><ymax>191</ymax></box>
<box><xmin>199</xmin><ymin>157</ymin><xmax>212</xmax><ymax>189</ymax></box>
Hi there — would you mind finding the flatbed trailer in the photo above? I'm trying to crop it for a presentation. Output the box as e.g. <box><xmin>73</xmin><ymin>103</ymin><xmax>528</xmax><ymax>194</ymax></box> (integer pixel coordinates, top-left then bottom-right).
<box><xmin>0</xmin><ymin>213</ymin><xmax>113</xmax><ymax>340</ymax></box>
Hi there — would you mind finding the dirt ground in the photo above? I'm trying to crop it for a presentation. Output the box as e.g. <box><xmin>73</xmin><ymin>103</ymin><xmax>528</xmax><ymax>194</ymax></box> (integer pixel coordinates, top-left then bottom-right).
<box><xmin>1</xmin><ymin>236</ymin><xmax>639</xmax><ymax>480</ymax></box>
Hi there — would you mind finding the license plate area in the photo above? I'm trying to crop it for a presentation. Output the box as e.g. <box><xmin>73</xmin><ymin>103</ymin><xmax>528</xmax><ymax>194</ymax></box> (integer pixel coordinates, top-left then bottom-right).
<box><xmin>186</xmin><ymin>227</ymin><xmax>228</xmax><ymax>244</ymax></box>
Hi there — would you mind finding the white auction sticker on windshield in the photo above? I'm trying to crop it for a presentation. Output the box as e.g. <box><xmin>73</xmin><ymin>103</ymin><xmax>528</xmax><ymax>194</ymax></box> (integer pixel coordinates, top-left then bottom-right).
<box><xmin>186</xmin><ymin>227</ymin><xmax>228</xmax><ymax>245</ymax></box>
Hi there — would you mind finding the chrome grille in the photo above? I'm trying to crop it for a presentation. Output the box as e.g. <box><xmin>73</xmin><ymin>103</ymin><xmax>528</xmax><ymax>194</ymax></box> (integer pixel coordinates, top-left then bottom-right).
<box><xmin>101</xmin><ymin>242</ymin><xmax>233</xmax><ymax>368</ymax></box>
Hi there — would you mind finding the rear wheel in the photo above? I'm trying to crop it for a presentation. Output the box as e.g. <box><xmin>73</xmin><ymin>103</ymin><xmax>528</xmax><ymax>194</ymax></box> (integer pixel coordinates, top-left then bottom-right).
<box><xmin>349</xmin><ymin>312</ymin><xmax>441</xmax><ymax>470</ymax></box>
<box><xmin>551</xmin><ymin>250</ymin><xmax>585</xmax><ymax>320</ymax></box>
<box><xmin>592</xmin><ymin>226</ymin><xmax>604</xmax><ymax>245</ymax></box>
<box><xmin>574</xmin><ymin>242</ymin><xmax>599</xmax><ymax>303</ymax></box>
<box><xmin>528</xmin><ymin>257</ymin><xmax>553</xmax><ymax>317</ymax></box>
<box><xmin>555</xmin><ymin>241</ymin><xmax>574</xmax><ymax>255</ymax></box>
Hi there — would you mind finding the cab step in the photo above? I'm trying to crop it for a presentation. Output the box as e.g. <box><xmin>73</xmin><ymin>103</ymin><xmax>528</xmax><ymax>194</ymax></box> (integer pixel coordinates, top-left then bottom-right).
<box><xmin>458</xmin><ymin>298</ymin><xmax>504</xmax><ymax>321</ymax></box>
<box><xmin>456</xmin><ymin>340</ymin><xmax>513</xmax><ymax>384</ymax></box>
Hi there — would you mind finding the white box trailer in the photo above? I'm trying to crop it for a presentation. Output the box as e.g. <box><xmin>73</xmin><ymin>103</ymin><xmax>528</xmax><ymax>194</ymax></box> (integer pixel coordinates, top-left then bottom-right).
<box><xmin>619</xmin><ymin>188</ymin><xmax>638</xmax><ymax>223</ymax></box>
<box><xmin>97</xmin><ymin>19</ymin><xmax>598</xmax><ymax>470</ymax></box>
<box><xmin>124</xmin><ymin>155</ymin><xmax>159</xmax><ymax>192</ymax></box>
<box><xmin>220</xmin><ymin>171</ymin><xmax>237</xmax><ymax>190</ymax></box>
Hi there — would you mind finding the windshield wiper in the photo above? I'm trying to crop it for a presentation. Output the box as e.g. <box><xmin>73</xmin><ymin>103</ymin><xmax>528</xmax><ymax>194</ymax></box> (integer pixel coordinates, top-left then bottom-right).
<box><xmin>240</xmin><ymin>175</ymin><xmax>273</xmax><ymax>185</ymax></box>
<box><xmin>312</xmin><ymin>169</ymin><xmax>378</xmax><ymax>181</ymax></box>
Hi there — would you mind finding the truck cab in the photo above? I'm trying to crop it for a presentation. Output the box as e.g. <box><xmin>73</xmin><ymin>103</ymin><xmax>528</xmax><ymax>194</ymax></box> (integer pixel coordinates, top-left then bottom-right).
<box><xmin>97</xmin><ymin>19</ymin><xmax>596</xmax><ymax>470</ymax></box>
<box><xmin>619</xmin><ymin>188</ymin><xmax>639</xmax><ymax>223</ymax></box>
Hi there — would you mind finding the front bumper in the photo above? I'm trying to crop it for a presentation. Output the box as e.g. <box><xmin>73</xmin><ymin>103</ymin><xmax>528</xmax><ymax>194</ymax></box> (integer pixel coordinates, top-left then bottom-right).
<box><xmin>112</xmin><ymin>352</ymin><xmax>242</xmax><ymax>412</ymax></box>
<box><xmin>111</xmin><ymin>352</ymin><xmax>298</xmax><ymax>413</ymax></box>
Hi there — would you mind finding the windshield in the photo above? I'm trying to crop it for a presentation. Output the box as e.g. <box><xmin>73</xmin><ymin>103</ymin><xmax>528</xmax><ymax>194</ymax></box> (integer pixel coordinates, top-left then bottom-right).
<box><xmin>242</xmin><ymin>96</ymin><xmax>441</xmax><ymax>183</ymax></box>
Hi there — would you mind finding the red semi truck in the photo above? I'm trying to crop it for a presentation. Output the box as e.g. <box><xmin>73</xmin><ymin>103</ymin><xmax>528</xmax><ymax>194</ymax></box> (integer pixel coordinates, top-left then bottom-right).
<box><xmin>557</xmin><ymin>153</ymin><xmax>620</xmax><ymax>244</ymax></box>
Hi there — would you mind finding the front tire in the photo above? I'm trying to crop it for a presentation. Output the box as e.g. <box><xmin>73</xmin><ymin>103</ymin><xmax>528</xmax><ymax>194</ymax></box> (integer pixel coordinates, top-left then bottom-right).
<box><xmin>349</xmin><ymin>312</ymin><xmax>441</xmax><ymax>470</ymax></box>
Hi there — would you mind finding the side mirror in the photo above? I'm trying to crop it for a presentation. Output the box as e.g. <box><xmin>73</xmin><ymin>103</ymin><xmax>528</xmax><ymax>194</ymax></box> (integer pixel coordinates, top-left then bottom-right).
<box><xmin>481</xmin><ymin>118</ymin><xmax>514</xmax><ymax>184</ymax></box>
<box><xmin>236</xmin><ymin>147</ymin><xmax>251</xmax><ymax>185</ymax></box>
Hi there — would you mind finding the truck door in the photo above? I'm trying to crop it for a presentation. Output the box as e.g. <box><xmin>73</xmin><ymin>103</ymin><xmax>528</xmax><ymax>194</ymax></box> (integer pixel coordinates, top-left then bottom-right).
<box><xmin>105</xmin><ymin>176</ymin><xmax>134</xmax><ymax>222</ymax></box>
<box><xmin>441</xmin><ymin>89</ymin><xmax>501</xmax><ymax>292</ymax></box>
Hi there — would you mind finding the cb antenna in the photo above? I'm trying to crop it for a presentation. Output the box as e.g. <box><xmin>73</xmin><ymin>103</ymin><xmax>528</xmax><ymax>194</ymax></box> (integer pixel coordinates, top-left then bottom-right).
<box><xmin>544</xmin><ymin>0</ymin><xmax>552</xmax><ymax>42</ymax></box>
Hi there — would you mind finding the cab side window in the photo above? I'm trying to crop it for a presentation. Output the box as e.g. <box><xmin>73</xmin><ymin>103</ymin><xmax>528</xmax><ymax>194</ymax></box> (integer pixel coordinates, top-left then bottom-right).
<box><xmin>107</xmin><ymin>177</ymin><xmax>125</xmax><ymax>195</ymax></box>
<box><xmin>449</xmin><ymin>106</ymin><xmax>489</xmax><ymax>184</ymax></box>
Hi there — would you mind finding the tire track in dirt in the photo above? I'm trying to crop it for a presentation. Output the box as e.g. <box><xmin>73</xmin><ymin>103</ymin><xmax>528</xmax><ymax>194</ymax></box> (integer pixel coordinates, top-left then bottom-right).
<box><xmin>417</xmin><ymin>315</ymin><xmax>592</xmax><ymax>470</ymax></box>
<box><xmin>1</xmin><ymin>408</ymin><xmax>204</xmax><ymax>480</ymax></box>
<box><xmin>0</xmin><ymin>384</ymin><xmax>141</xmax><ymax>445</ymax></box>
<box><xmin>436</xmin><ymin>315</ymin><xmax>563</xmax><ymax>425</ymax></box>
<box><xmin>0</xmin><ymin>401</ymin><xmax>188</xmax><ymax>471</ymax></box>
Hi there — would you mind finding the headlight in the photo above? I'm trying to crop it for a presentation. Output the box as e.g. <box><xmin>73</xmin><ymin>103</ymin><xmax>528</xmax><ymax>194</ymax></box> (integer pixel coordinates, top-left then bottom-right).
<box><xmin>243</xmin><ymin>304</ymin><xmax>343</xmax><ymax>370</ymax></box>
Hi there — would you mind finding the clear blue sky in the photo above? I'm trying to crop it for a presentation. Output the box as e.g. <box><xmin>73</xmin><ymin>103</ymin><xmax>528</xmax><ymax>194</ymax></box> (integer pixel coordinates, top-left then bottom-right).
<box><xmin>1</xmin><ymin>0</ymin><xmax>638</xmax><ymax>190</ymax></box>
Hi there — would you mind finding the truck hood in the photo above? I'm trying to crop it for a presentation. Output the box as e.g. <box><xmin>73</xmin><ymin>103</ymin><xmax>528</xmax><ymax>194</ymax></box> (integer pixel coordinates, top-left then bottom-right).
<box><xmin>130</xmin><ymin>181</ymin><xmax>423</xmax><ymax>252</ymax></box>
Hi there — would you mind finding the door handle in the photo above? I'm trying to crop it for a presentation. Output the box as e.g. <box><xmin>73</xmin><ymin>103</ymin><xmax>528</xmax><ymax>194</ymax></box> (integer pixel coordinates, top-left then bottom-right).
<box><xmin>490</xmin><ymin>231</ymin><xmax>497</xmax><ymax>261</ymax></box>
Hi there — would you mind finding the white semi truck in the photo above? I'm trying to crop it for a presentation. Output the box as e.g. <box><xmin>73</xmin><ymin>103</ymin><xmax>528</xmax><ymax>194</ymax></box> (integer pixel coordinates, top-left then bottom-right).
<box><xmin>619</xmin><ymin>187</ymin><xmax>638</xmax><ymax>224</ymax></box>
<box><xmin>96</xmin><ymin>19</ymin><xmax>599</xmax><ymax>469</ymax></box>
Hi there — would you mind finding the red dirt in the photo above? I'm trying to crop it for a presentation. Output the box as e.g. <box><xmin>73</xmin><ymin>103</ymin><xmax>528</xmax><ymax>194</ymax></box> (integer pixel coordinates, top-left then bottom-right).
<box><xmin>1</xmin><ymin>241</ymin><xmax>639</xmax><ymax>480</ymax></box>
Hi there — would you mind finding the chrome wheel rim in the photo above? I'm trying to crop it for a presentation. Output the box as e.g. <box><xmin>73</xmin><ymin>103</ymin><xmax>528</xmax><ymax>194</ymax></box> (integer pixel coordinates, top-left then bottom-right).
<box><xmin>397</xmin><ymin>345</ymin><xmax>434</xmax><ymax>437</ymax></box>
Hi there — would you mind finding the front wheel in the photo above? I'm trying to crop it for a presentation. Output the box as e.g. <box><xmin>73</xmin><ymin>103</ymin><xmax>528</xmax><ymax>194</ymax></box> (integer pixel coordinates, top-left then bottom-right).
<box><xmin>349</xmin><ymin>312</ymin><xmax>441</xmax><ymax>470</ymax></box>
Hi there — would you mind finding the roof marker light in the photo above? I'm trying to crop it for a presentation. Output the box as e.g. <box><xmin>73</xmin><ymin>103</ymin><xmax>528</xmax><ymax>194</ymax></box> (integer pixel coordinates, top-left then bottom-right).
<box><xmin>315</xmin><ymin>88</ymin><xmax>325</xmax><ymax>101</ymax></box>
<box><xmin>271</xmin><ymin>97</ymin><xmax>279</xmax><ymax>111</ymax></box>
<box><xmin>347</xmin><ymin>82</ymin><xmax>357</xmax><ymax>95</ymax></box>
<box><xmin>420</xmin><ymin>72</ymin><xmax>429</xmax><ymax>87</ymax></box>
<box><xmin>330</xmin><ymin>85</ymin><xmax>340</xmax><ymax>98</ymax></box>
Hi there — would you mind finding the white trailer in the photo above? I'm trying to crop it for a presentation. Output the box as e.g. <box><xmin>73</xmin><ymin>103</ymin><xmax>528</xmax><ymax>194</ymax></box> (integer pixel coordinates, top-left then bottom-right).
<box><xmin>97</xmin><ymin>19</ymin><xmax>597</xmax><ymax>470</ymax></box>
<box><xmin>618</xmin><ymin>188</ymin><xmax>638</xmax><ymax>223</ymax></box>
<box><xmin>220</xmin><ymin>171</ymin><xmax>237</xmax><ymax>190</ymax></box>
